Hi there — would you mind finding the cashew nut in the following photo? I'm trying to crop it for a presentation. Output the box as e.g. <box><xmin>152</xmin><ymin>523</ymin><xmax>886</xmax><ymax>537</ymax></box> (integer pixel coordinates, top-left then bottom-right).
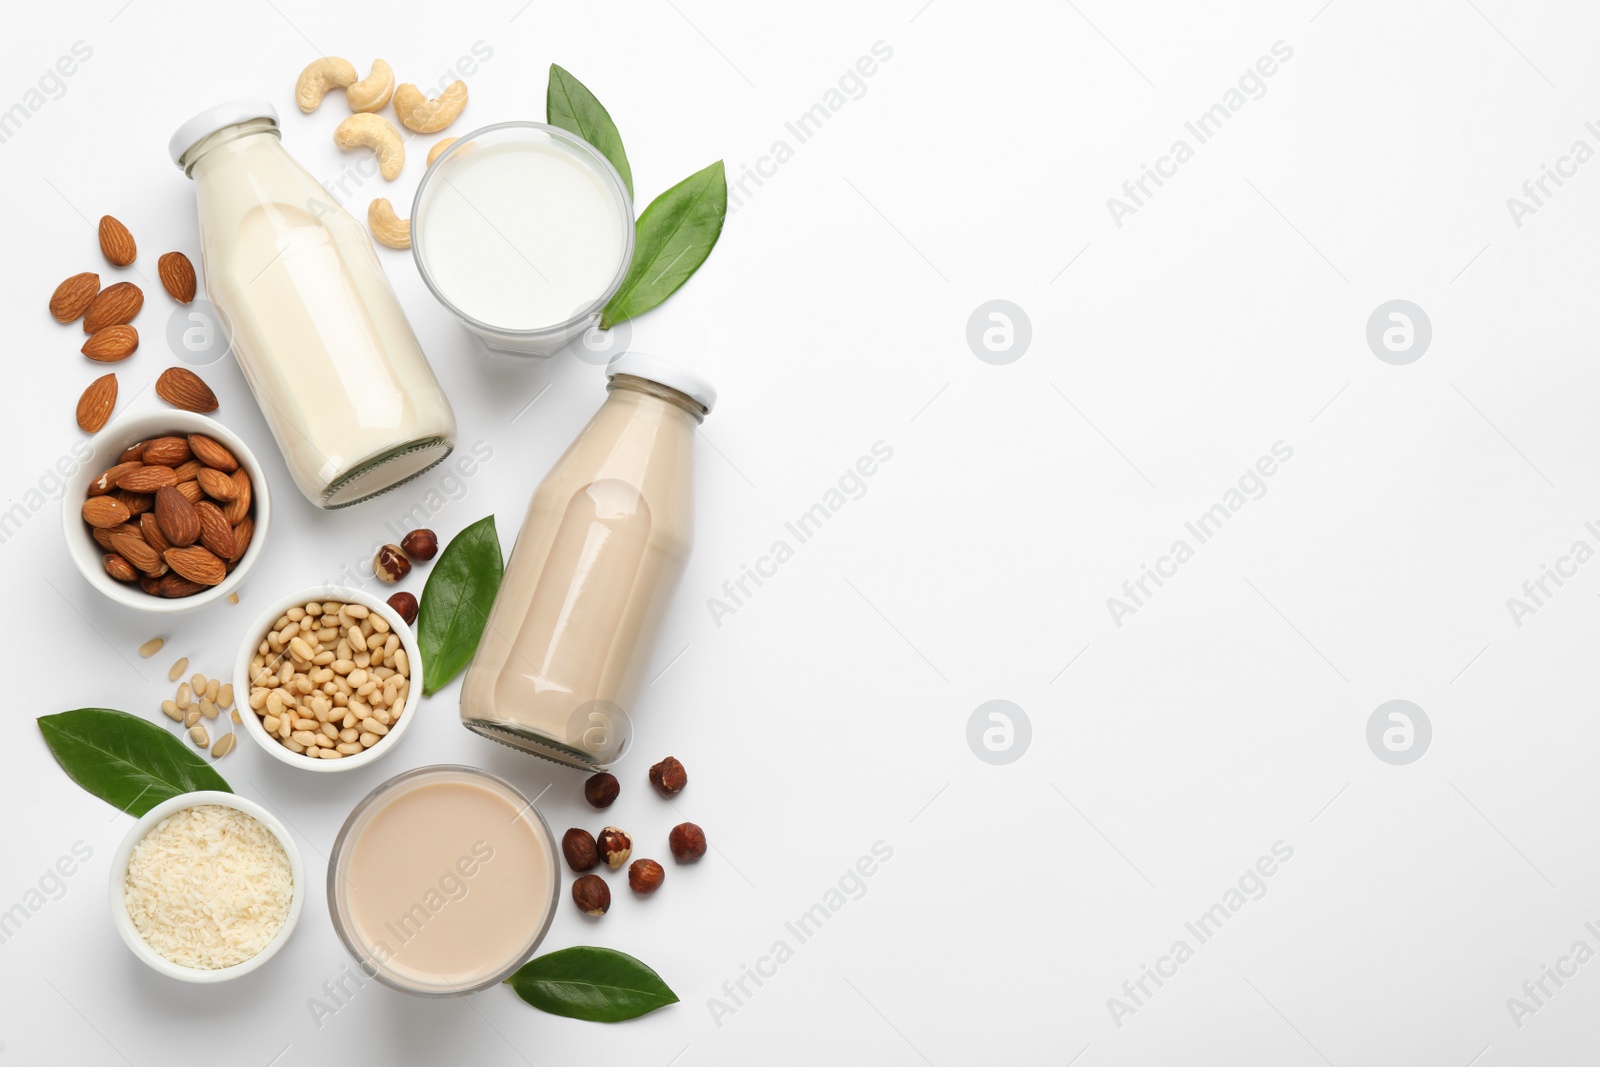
<box><xmin>393</xmin><ymin>81</ymin><xmax>468</xmax><ymax>134</ymax></box>
<box><xmin>367</xmin><ymin>199</ymin><xmax>411</xmax><ymax>249</ymax></box>
<box><xmin>426</xmin><ymin>137</ymin><xmax>458</xmax><ymax>166</ymax></box>
<box><xmin>295</xmin><ymin>57</ymin><xmax>357</xmax><ymax>113</ymax></box>
<box><xmin>333</xmin><ymin>114</ymin><xmax>405</xmax><ymax>180</ymax></box>
<box><xmin>345</xmin><ymin>59</ymin><xmax>395</xmax><ymax>113</ymax></box>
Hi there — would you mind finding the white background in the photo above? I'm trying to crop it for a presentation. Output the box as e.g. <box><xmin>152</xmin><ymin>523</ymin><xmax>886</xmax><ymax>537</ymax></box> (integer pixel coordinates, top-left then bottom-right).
<box><xmin>3</xmin><ymin>0</ymin><xmax>1599</xmax><ymax>1064</ymax></box>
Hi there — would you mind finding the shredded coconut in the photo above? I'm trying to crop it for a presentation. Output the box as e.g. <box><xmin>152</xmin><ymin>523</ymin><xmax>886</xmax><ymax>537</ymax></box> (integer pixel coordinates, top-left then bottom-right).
<box><xmin>123</xmin><ymin>804</ymin><xmax>293</xmax><ymax>969</ymax></box>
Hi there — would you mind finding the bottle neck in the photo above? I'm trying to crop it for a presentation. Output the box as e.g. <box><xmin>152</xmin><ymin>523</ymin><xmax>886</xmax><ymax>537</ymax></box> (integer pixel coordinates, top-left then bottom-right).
<box><xmin>180</xmin><ymin>119</ymin><xmax>280</xmax><ymax>178</ymax></box>
<box><xmin>607</xmin><ymin>375</ymin><xmax>707</xmax><ymax>423</ymax></box>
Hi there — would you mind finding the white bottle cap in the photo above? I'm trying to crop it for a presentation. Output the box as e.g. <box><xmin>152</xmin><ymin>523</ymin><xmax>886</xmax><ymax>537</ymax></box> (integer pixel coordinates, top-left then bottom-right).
<box><xmin>606</xmin><ymin>352</ymin><xmax>716</xmax><ymax>415</ymax></box>
<box><xmin>168</xmin><ymin>99</ymin><xmax>279</xmax><ymax>169</ymax></box>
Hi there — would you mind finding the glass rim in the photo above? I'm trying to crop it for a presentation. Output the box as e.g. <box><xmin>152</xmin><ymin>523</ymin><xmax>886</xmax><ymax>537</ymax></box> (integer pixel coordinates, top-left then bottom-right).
<box><xmin>325</xmin><ymin>763</ymin><xmax>561</xmax><ymax>996</ymax></box>
<box><xmin>409</xmin><ymin>120</ymin><xmax>636</xmax><ymax>340</ymax></box>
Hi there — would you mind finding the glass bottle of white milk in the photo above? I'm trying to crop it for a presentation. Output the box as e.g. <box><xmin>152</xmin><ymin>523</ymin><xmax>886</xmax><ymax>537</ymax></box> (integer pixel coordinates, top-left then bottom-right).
<box><xmin>169</xmin><ymin>100</ymin><xmax>456</xmax><ymax>508</ymax></box>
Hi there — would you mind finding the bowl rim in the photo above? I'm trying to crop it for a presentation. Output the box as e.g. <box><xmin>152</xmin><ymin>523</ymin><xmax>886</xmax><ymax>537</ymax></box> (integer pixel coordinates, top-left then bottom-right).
<box><xmin>61</xmin><ymin>409</ymin><xmax>271</xmax><ymax>615</ymax></box>
<box><xmin>109</xmin><ymin>790</ymin><xmax>305</xmax><ymax>983</ymax></box>
<box><xmin>232</xmin><ymin>584</ymin><xmax>424</xmax><ymax>773</ymax></box>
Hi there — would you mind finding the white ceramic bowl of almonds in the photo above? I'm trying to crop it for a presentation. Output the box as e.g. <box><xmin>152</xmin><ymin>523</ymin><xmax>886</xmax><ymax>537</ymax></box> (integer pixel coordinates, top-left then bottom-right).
<box><xmin>61</xmin><ymin>409</ymin><xmax>271</xmax><ymax>614</ymax></box>
<box><xmin>233</xmin><ymin>585</ymin><xmax>423</xmax><ymax>773</ymax></box>
<box><xmin>110</xmin><ymin>791</ymin><xmax>305</xmax><ymax>982</ymax></box>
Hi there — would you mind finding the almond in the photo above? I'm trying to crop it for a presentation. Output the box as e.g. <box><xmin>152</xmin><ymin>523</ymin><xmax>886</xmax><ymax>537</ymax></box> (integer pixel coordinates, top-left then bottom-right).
<box><xmin>88</xmin><ymin>461</ymin><xmax>141</xmax><ymax>496</ymax></box>
<box><xmin>176</xmin><ymin>480</ymin><xmax>203</xmax><ymax>504</ymax></box>
<box><xmin>154</xmin><ymin>485</ymin><xmax>201</xmax><ymax>547</ymax></box>
<box><xmin>156</xmin><ymin>367</ymin><xmax>218</xmax><ymax>413</ymax></box>
<box><xmin>229</xmin><ymin>514</ymin><xmax>254</xmax><ymax>562</ymax></box>
<box><xmin>113</xmin><ymin>489</ymin><xmax>154</xmax><ymax>516</ymax></box>
<box><xmin>187</xmin><ymin>433</ymin><xmax>238</xmax><ymax>472</ymax></box>
<box><xmin>140</xmin><ymin>512</ymin><xmax>172</xmax><ymax>556</ymax></box>
<box><xmin>194</xmin><ymin>500</ymin><xmax>236</xmax><ymax>559</ymax></box>
<box><xmin>141</xmin><ymin>436</ymin><xmax>191</xmax><ymax>467</ymax></box>
<box><xmin>93</xmin><ymin>523</ymin><xmax>139</xmax><ymax>551</ymax></box>
<box><xmin>50</xmin><ymin>272</ymin><xmax>100</xmax><ymax>323</ymax></box>
<box><xmin>164</xmin><ymin>545</ymin><xmax>226</xmax><ymax>586</ymax></box>
<box><xmin>158</xmin><ymin>573</ymin><xmax>208</xmax><ymax>598</ymax></box>
<box><xmin>196</xmin><ymin>467</ymin><xmax>238</xmax><ymax>501</ymax></box>
<box><xmin>172</xmin><ymin>459</ymin><xmax>204</xmax><ymax>483</ymax></box>
<box><xmin>82</xmin><ymin>496</ymin><xmax>131</xmax><ymax>528</ymax></box>
<box><xmin>99</xmin><ymin>215</ymin><xmax>136</xmax><ymax>267</ymax></box>
<box><xmin>224</xmin><ymin>469</ymin><xmax>253</xmax><ymax>524</ymax></box>
<box><xmin>109</xmin><ymin>531</ymin><xmax>162</xmax><ymax>575</ymax></box>
<box><xmin>118</xmin><ymin>440</ymin><xmax>148</xmax><ymax>463</ymax></box>
<box><xmin>82</xmin><ymin>281</ymin><xmax>143</xmax><ymax>334</ymax></box>
<box><xmin>139</xmin><ymin>576</ymin><xmax>163</xmax><ymax>595</ymax></box>
<box><xmin>75</xmin><ymin>374</ymin><xmax>117</xmax><ymax>433</ymax></box>
<box><xmin>83</xmin><ymin>325</ymin><xmax>138</xmax><ymax>362</ymax></box>
<box><xmin>115</xmin><ymin>465</ymin><xmax>177</xmax><ymax>493</ymax></box>
<box><xmin>103</xmin><ymin>553</ymin><xmax>137</xmax><ymax>582</ymax></box>
<box><xmin>158</xmin><ymin>252</ymin><xmax>197</xmax><ymax>303</ymax></box>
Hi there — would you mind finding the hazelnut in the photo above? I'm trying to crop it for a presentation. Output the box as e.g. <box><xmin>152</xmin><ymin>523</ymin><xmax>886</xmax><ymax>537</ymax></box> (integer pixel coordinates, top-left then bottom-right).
<box><xmin>628</xmin><ymin>858</ymin><xmax>665</xmax><ymax>894</ymax></box>
<box><xmin>401</xmin><ymin>528</ymin><xmax>439</xmax><ymax>561</ymax></box>
<box><xmin>584</xmin><ymin>772</ymin><xmax>620</xmax><ymax>809</ymax></box>
<box><xmin>648</xmin><ymin>756</ymin><xmax>688</xmax><ymax>797</ymax></box>
<box><xmin>373</xmin><ymin>544</ymin><xmax>411</xmax><ymax>583</ymax></box>
<box><xmin>571</xmin><ymin>874</ymin><xmax>610</xmax><ymax>917</ymax></box>
<box><xmin>386</xmin><ymin>590</ymin><xmax>418</xmax><ymax>625</ymax></box>
<box><xmin>597</xmin><ymin>826</ymin><xmax>632</xmax><ymax>869</ymax></box>
<box><xmin>562</xmin><ymin>828</ymin><xmax>599</xmax><ymax>872</ymax></box>
<box><xmin>668</xmin><ymin>822</ymin><xmax>706</xmax><ymax>863</ymax></box>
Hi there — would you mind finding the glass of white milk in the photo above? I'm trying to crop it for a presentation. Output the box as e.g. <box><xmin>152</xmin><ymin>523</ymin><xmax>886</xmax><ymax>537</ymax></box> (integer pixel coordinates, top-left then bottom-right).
<box><xmin>411</xmin><ymin>122</ymin><xmax>635</xmax><ymax>356</ymax></box>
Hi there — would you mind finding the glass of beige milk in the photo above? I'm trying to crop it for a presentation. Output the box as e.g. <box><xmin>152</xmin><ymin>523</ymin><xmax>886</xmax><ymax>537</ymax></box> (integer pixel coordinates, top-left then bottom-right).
<box><xmin>170</xmin><ymin>101</ymin><xmax>458</xmax><ymax>508</ymax></box>
<box><xmin>410</xmin><ymin>122</ymin><xmax>635</xmax><ymax>356</ymax></box>
<box><xmin>326</xmin><ymin>765</ymin><xmax>559</xmax><ymax>995</ymax></box>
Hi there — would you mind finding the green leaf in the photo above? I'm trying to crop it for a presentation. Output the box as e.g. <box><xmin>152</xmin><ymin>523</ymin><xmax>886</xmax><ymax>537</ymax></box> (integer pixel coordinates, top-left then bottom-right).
<box><xmin>600</xmin><ymin>160</ymin><xmax>726</xmax><ymax>330</ymax></box>
<box><xmin>547</xmin><ymin>63</ymin><xmax>633</xmax><ymax>200</ymax></box>
<box><xmin>37</xmin><ymin>708</ymin><xmax>231</xmax><ymax>817</ymax></box>
<box><xmin>417</xmin><ymin>514</ymin><xmax>504</xmax><ymax>695</ymax></box>
<box><xmin>506</xmin><ymin>946</ymin><xmax>678</xmax><ymax>1022</ymax></box>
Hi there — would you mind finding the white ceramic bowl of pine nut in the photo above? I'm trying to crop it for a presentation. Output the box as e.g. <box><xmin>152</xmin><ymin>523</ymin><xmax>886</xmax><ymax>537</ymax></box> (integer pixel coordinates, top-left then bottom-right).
<box><xmin>233</xmin><ymin>585</ymin><xmax>423</xmax><ymax>773</ymax></box>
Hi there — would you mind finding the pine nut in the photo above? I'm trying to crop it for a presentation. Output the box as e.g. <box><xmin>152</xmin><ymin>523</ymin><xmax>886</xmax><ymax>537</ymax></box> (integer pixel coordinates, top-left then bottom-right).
<box><xmin>320</xmin><ymin>722</ymin><xmax>338</xmax><ymax>739</ymax></box>
<box><xmin>205</xmin><ymin>677</ymin><xmax>221</xmax><ymax>703</ymax></box>
<box><xmin>139</xmin><ymin>637</ymin><xmax>165</xmax><ymax>658</ymax></box>
<box><xmin>161</xmin><ymin>700</ymin><xmax>183</xmax><ymax>722</ymax></box>
<box><xmin>336</xmin><ymin>742</ymin><xmax>363</xmax><ymax>755</ymax></box>
<box><xmin>263</xmin><ymin>715</ymin><xmax>280</xmax><ymax>734</ymax></box>
<box><xmin>188</xmin><ymin>725</ymin><xmax>209</xmax><ymax>747</ymax></box>
<box><xmin>175</xmin><ymin>682</ymin><xmax>191</xmax><ymax>706</ymax></box>
<box><xmin>211</xmin><ymin>733</ymin><xmax>236</xmax><ymax>758</ymax></box>
<box><xmin>345</xmin><ymin>603</ymin><xmax>369</xmax><ymax>619</ymax></box>
<box><xmin>168</xmin><ymin>656</ymin><xmax>189</xmax><ymax>682</ymax></box>
<box><xmin>200</xmin><ymin>698</ymin><xmax>218</xmax><ymax>720</ymax></box>
<box><xmin>369</xmin><ymin>613</ymin><xmax>389</xmax><ymax>633</ymax></box>
<box><xmin>285</xmin><ymin>738</ymin><xmax>306</xmax><ymax>753</ymax></box>
<box><xmin>218</xmin><ymin>683</ymin><xmax>234</xmax><ymax>709</ymax></box>
<box><xmin>184</xmin><ymin>708</ymin><xmax>201</xmax><ymax>728</ymax></box>
<box><xmin>231</xmin><ymin>708</ymin><xmax>242</xmax><ymax>725</ymax></box>
<box><xmin>191</xmin><ymin>673</ymin><xmax>206</xmax><ymax>694</ymax></box>
<box><xmin>317</xmin><ymin>747</ymin><xmax>343</xmax><ymax>759</ymax></box>
<box><xmin>359</xmin><ymin>732</ymin><xmax>379</xmax><ymax>747</ymax></box>
<box><xmin>292</xmin><ymin>730</ymin><xmax>317</xmax><ymax>747</ymax></box>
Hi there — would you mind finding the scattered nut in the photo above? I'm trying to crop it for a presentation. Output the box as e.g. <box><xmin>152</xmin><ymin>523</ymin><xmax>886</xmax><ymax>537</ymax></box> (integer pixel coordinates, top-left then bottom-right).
<box><xmin>158</xmin><ymin>252</ymin><xmax>197</xmax><ymax>303</ymax></box>
<box><xmin>597</xmin><ymin>827</ymin><xmax>632</xmax><ymax>869</ymax></box>
<box><xmin>168</xmin><ymin>656</ymin><xmax>189</xmax><ymax>682</ymax></box>
<box><xmin>668</xmin><ymin>822</ymin><xmax>706</xmax><ymax>863</ymax></box>
<box><xmin>83</xmin><ymin>281</ymin><xmax>144</xmax><ymax>334</ymax></box>
<box><xmin>334</xmin><ymin>113</ymin><xmax>405</xmax><ymax>180</ymax></box>
<box><xmin>628</xmin><ymin>859</ymin><xmax>665</xmax><ymax>894</ymax></box>
<box><xmin>562</xmin><ymin>828</ymin><xmax>599</xmax><ymax>872</ymax></box>
<box><xmin>156</xmin><ymin>367</ymin><xmax>218</xmax><ymax>413</ymax></box>
<box><xmin>427</xmin><ymin>137</ymin><xmax>457</xmax><ymax>165</ymax></box>
<box><xmin>584</xmin><ymin>772</ymin><xmax>620</xmax><ymax>809</ymax></box>
<box><xmin>295</xmin><ymin>56</ymin><xmax>358</xmax><ymax>112</ymax></box>
<box><xmin>649</xmin><ymin>756</ymin><xmax>688</xmax><ymax>797</ymax></box>
<box><xmin>400</xmin><ymin>528</ymin><xmax>438</xmax><ymax>561</ymax></box>
<box><xmin>345</xmin><ymin>58</ymin><xmax>395</xmax><ymax>113</ymax></box>
<box><xmin>82</xmin><ymin>325</ymin><xmax>138</xmax><ymax>362</ymax></box>
<box><xmin>188</xmin><ymin>725</ymin><xmax>209</xmax><ymax>748</ymax></box>
<box><xmin>138</xmin><ymin>637</ymin><xmax>165</xmax><ymax>658</ymax></box>
<box><xmin>386</xmin><ymin>591</ymin><xmax>418</xmax><ymax>625</ymax></box>
<box><xmin>373</xmin><ymin>544</ymin><xmax>411</xmax><ymax>582</ymax></box>
<box><xmin>367</xmin><ymin>199</ymin><xmax>410</xmax><ymax>249</ymax></box>
<box><xmin>76</xmin><ymin>373</ymin><xmax>117</xmax><ymax>433</ymax></box>
<box><xmin>99</xmin><ymin>215</ymin><xmax>136</xmax><ymax>267</ymax></box>
<box><xmin>211</xmin><ymin>733</ymin><xmax>236</xmax><ymax>758</ymax></box>
<box><xmin>393</xmin><ymin>81</ymin><xmax>468</xmax><ymax>133</ymax></box>
<box><xmin>572</xmin><ymin>874</ymin><xmax>610</xmax><ymax>917</ymax></box>
<box><xmin>50</xmin><ymin>272</ymin><xmax>99</xmax><ymax>323</ymax></box>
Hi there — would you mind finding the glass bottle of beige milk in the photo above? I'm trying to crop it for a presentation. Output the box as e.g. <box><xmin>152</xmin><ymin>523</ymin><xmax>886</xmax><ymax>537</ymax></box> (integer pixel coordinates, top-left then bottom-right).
<box><xmin>169</xmin><ymin>101</ymin><xmax>456</xmax><ymax>508</ymax></box>
<box><xmin>460</xmin><ymin>353</ymin><xmax>715</xmax><ymax>769</ymax></box>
